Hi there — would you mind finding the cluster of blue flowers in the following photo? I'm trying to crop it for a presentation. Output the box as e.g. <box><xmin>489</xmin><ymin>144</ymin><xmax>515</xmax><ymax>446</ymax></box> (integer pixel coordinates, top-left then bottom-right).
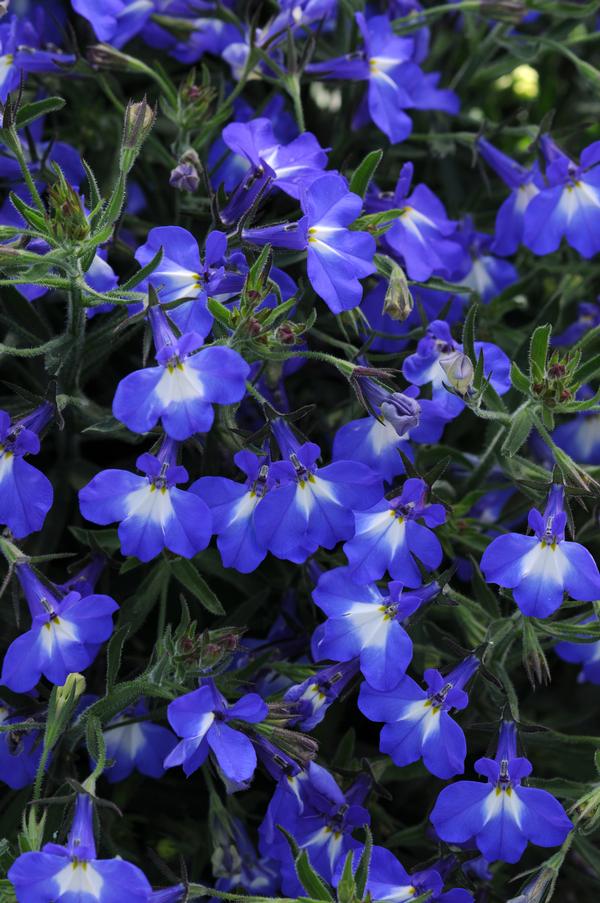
<box><xmin>1</xmin><ymin>1</ymin><xmax>600</xmax><ymax>902</ymax></box>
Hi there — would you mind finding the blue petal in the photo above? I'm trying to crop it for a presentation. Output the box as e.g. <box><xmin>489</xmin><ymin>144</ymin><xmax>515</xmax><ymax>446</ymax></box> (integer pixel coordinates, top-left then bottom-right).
<box><xmin>207</xmin><ymin>721</ymin><xmax>258</xmax><ymax>783</ymax></box>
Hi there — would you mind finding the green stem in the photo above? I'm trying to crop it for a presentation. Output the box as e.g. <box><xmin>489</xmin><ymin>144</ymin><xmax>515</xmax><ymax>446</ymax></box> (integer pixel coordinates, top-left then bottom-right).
<box><xmin>8</xmin><ymin>127</ymin><xmax>46</xmax><ymax>213</ymax></box>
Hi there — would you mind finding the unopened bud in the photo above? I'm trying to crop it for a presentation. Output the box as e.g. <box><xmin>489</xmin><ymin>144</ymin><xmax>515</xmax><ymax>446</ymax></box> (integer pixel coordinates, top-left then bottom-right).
<box><xmin>55</xmin><ymin>672</ymin><xmax>86</xmax><ymax>714</ymax></box>
<box><xmin>275</xmin><ymin>322</ymin><xmax>296</xmax><ymax>345</ymax></box>
<box><xmin>383</xmin><ymin>261</ymin><xmax>413</xmax><ymax>321</ymax></box>
<box><xmin>440</xmin><ymin>350</ymin><xmax>474</xmax><ymax>395</ymax></box>
<box><xmin>120</xmin><ymin>98</ymin><xmax>155</xmax><ymax>173</ymax></box>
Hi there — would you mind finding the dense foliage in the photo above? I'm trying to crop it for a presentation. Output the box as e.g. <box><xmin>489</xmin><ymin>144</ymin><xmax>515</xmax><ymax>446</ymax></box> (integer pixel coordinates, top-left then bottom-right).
<box><xmin>0</xmin><ymin>1</ymin><xmax>600</xmax><ymax>902</ymax></box>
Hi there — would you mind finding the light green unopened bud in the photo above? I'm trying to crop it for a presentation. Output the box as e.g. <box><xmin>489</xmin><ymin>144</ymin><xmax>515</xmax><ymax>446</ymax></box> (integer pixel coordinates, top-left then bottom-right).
<box><xmin>55</xmin><ymin>672</ymin><xmax>86</xmax><ymax>715</ymax></box>
<box><xmin>440</xmin><ymin>350</ymin><xmax>474</xmax><ymax>395</ymax></box>
<box><xmin>120</xmin><ymin>98</ymin><xmax>155</xmax><ymax>173</ymax></box>
<box><xmin>383</xmin><ymin>262</ymin><xmax>413</xmax><ymax>321</ymax></box>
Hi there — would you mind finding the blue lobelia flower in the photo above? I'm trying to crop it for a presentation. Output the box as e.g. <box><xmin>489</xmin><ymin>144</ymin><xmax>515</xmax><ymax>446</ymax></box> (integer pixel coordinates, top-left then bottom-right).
<box><xmin>164</xmin><ymin>679</ymin><xmax>268</xmax><ymax>782</ymax></box>
<box><xmin>367</xmin><ymin>163</ymin><xmax>469</xmax><ymax>282</ymax></box>
<box><xmin>220</xmin><ymin>117</ymin><xmax>328</xmax><ymax>219</ymax></box>
<box><xmin>0</xmin><ymin>402</ymin><xmax>53</xmax><ymax>539</ymax></box>
<box><xmin>242</xmin><ymin>172</ymin><xmax>376</xmax><ymax>314</ymax></box>
<box><xmin>190</xmin><ymin>450</ymin><xmax>274</xmax><ymax>574</ymax></box>
<box><xmin>307</xmin><ymin>13</ymin><xmax>457</xmax><ymax>144</ymax></box>
<box><xmin>454</xmin><ymin>217</ymin><xmax>518</xmax><ymax>304</ymax></box>
<box><xmin>553</xmin><ymin>300</ymin><xmax>600</xmax><ymax>347</ymax></box>
<box><xmin>403</xmin><ymin>319</ymin><xmax>511</xmax><ymax>418</ymax></box>
<box><xmin>337</xmin><ymin>845</ymin><xmax>473</xmax><ymax>903</ymax></box>
<box><xmin>211</xmin><ymin>812</ymin><xmax>279</xmax><ymax>898</ymax></box>
<box><xmin>343</xmin><ymin>477</ymin><xmax>446</xmax><ymax>585</ymax></box>
<box><xmin>477</xmin><ymin>137</ymin><xmax>541</xmax><ymax>256</ymax></box>
<box><xmin>8</xmin><ymin>793</ymin><xmax>152</xmax><ymax>902</ymax></box>
<box><xmin>523</xmin><ymin>135</ymin><xmax>600</xmax><ymax>258</ymax></box>
<box><xmin>79</xmin><ymin>436</ymin><xmax>212</xmax><ymax>562</ymax></box>
<box><xmin>480</xmin><ymin>484</ymin><xmax>600</xmax><ymax>618</ymax></box>
<box><xmin>253</xmin><ymin>419</ymin><xmax>384</xmax><ymax>564</ymax></box>
<box><xmin>113</xmin><ymin>306</ymin><xmax>249</xmax><ymax>440</ymax></box>
<box><xmin>333</xmin><ymin>378</ymin><xmax>450</xmax><ymax>483</ymax></box>
<box><xmin>555</xmin><ymin>615</ymin><xmax>600</xmax><ymax>685</ymax></box>
<box><xmin>359</xmin><ymin>655</ymin><xmax>479</xmax><ymax>778</ymax></box>
<box><xmin>100</xmin><ymin>698</ymin><xmax>177</xmax><ymax>783</ymax></box>
<box><xmin>1</xmin><ymin>562</ymin><xmax>118</xmax><ymax>693</ymax></box>
<box><xmin>262</xmin><ymin>761</ymin><xmax>370</xmax><ymax>894</ymax></box>
<box><xmin>0</xmin><ymin>699</ymin><xmax>44</xmax><ymax>789</ymax></box>
<box><xmin>134</xmin><ymin>226</ymin><xmax>237</xmax><ymax>335</ymax></box>
<box><xmin>71</xmin><ymin>0</ymin><xmax>154</xmax><ymax>48</ymax></box>
<box><xmin>0</xmin><ymin>13</ymin><xmax>75</xmax><ymax>101</ymax></box>
<box><xmin>283</xmin><ymin>660</ymin><xmax>360</xmax><ymax>730</ymax></box>
<box><xmin>312</xmin><ymin>566</ymin><xmax>439</xmax><ymax>690</ymax></box>
<box><xmin>430</xmin><ymin>721</ymin><xmax>573</xmax><ymax>863</ymax></box>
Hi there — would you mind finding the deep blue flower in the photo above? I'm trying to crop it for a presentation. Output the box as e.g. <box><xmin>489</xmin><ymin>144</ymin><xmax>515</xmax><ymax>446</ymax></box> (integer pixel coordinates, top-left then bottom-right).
<box><xmin>242</xmin><ymin>172</ymin><xmax>376</xmax><ymax>314</ymax></box>
<box><xmin>1</xmin><ymin>563</ymin><xmax>118</xmax><ymax>693</ymax></box>
<box><xmin>523</xmin><ymin>135</ymin><xmax>600</xmax><ymax>258</ymax></box>
<box><xmin>191</xmin><ymin>450</ymin><xmax>274</xmax><ymax>574</ymax></box>
<box><xmin>0</xmin><ymin>13</ymin><xmax>75</xmax><ymax>101</ymax></box>
<box><xmin>430</xmin><ymin>721</ymin><xmax>573</xmax><ymax>863</ymax></box>
<box><xmin>164</xmin><ymin>679</ymin><xmax>268</xmax><ymax>782</ymax></box>
<box><xmin>307</xmin><ymin>13</ymin><xmax>457</xmax><ymax>144</ymax></box>
<box><xmin>312</xmin><ymin>567</ymin><xmax>439</xmax><ymax>690</ymax></box>
<box><xmin>555</xmin><ymin>615</ymin><xmax>600</xmax><ymax>685</ymax></box>
<box><xmin>134</xmin><ymin>226</ymin><xmax>238</xmax><ymax>335</ymax></box>
<box><xmin>8</xmin><ymin>793</ymin><xmax>152</xmax><ymax>901</ymax></box>
<box><xmin>211</xmin><ymin>813</ymin><xmax>279</xmax><ymax>897</ymax></box>
<box><xmin>253</xmin><ymin>419</ymin><xmax>383</xmax><ymax>563</ymax></box>
<box><xmin>72</xmin><ymin>0</ymin><xmax>154</xmax><ymax>49</ymax></box>
<box><xmin>220</xmin><ymin>117</ymin><xmax>328</xmax><ymax>222</ymax></box>
<box><xmin>337</xmin><ymin>845</ymin><xmax>473</xmax><ymax>903</ymax></box>
<box><xmin>113</xmin><ymin>306</ymin><xmax>249</xmax><ymax>440</ymax></box>
<box><xmin>333</xmin><ymin>380</ymin><xmax>450</xmax><ymax>482</ymax></box>
<box><xmin>403</xmin><ymin>319</ymin><xmax>511</xmax><ymax>418</ymax></box>
<box><xmin>260</xmin><ymin>761</ymin><xmax>370</xmax><ymax>894</ymax></box>
<box><xmin>480</xmin><ymin>484</ymin><xmax>600</xmax><ymax>617</ymax></box>
<box><xmin>0</xmin><ymin>700</ymin><xmax>44</xmax><ymax>789</ymax></box>
<box><xmin>367</xmin><ymin>163</ymin><xmax>469</xmax><ymax>282</ymax></box>
<box><xmin>0</xmin><ymin>403</ymin><xmax>53</xmax><ymax>538</ymax></box>
<box><xmin>100</xmin><ymin>699</ymin><xmax>177</xmax><ymax>783</ymax></box>
<box><xmin>359</xmin><ymin>655</ymin><xmax>478</xmax><ymax>778</ymax></box>
<box><xmin>283</xmin><ymin>660</ymin><xmax>360</xmax><ymax>730</ymax></box>
<box><xmin>343</xmin><ymin>477</ymin><xmax>445</xmax><ymax>585</ymax></box>
<box><xmin>79</xmin><ymin>437</ymin><xmax>212</xmax><ymax>562</ymax></box>
<box><xmin>477</xmin><ymin>137</ymin><xmax>541</xmax><ymax>256</ymax></box>
<box><xmin>454</xmin><ymin>217</ymin><xmax>518</xmax><ymax>303</ymax></box>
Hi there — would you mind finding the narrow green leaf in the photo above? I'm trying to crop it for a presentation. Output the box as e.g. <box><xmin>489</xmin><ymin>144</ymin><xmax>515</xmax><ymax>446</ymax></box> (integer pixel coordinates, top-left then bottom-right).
<box><xmin>462</xmin><ymin>303</ymin><xmax>478</xmax><ymax>363</ymax></box>
<box><xmin>529</xmin><ymin>324</ymin><xmax>552</xmax><ymax>383</ymax></box>
<box><xmin>501</xmin><ymin>406</ymin><xmax>534</xmax><ymax>457</ymax></box>
<box><xmin>106</xmin><ymin>625</ymin><xmax>130</xmax><ymax>692</ymax></box>
<box><xmin>510</xmin><ymin>361</ymin><xmax>530</xmax><ymax>395</ymax></box>
<box><xmin>294</xmin><ymin>850</ymin><xmax>334</xmax><ymax>902</ymax></box>
<box><xmin>336</xmin><ymin>852</ymin><xmax>356</xmax><ymax>903</ymax></box>
<box><xmin>171</xmin><ymin>559</ymin><xmax>225</xmax><ymax>615</ymax></box>
<box><xmin>354</xmin><ymin>826</ymin><xmax>373</xmax><ymax>898</ymax></box>
<box><xmin>349</xmin><ymin>148</ymin><xmax>383</xmax><ymax>198</ymax></box>
<box><xmin>573</xmin><ymin>353</ymin><xmax>600</xmax><ymax>387</ymax></box>
<box><xmin>15</xmin><ymin>97</ymin><xmax>66</xmax><ymax>130</ymax></box>
<box><xmin>121</xmin><ymin>246</ymin><xmax>164</xmax><ymax>291</ymax></box>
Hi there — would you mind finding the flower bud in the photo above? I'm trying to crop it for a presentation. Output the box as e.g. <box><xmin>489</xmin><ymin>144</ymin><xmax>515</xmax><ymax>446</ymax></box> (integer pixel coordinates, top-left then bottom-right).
<box><xmin>47</xmin><ymin>172</ymin><xmax>90</xmax><ymax>242</ymax></box>
<box><xmin>440</xmin><ymin>350</ymin><xmax>474</xmax><ymax>395</ymax></box>
<box><xmin>55</xmin><ymin>672</ymin><xmax>86</xmax><ymax>714</ymax></box>
<box><xmin>120</xmin><ymin>98</ymin><xmax>155</xmax><ymax>173</ymax></box>
<box><xmin>383</xmin><ymin>261</ymin><xmax>413</xmax><ymax>321</ymax></box>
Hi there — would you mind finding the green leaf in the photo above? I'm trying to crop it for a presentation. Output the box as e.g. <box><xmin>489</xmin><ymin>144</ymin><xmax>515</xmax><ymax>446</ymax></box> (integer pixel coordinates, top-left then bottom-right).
<box><xmin>529</xmin><ymin>324</ymin><xmax>552</xmax><ymax>383</ymax></box>
<box><xmin>349</xmin><ymin>149</ymin><xmax>383</xmax><ymax>198</ymax></box>
<box><xmin>510</xmin><ymin>361</ymin><xmax>530</xmax><ymax>395</ymax></box>
<box><xmin>106</xmin><ymin>625</ymin><xmax>130</xmax><ymax>692</ymax></box>
<box><xmin>85</xmin><ymin>715</ymin><xmax>106</xmax><ymax>774</ymax></box>
<box><xmin>121</xmin><ymin>246</ymin><xmax>164</xmax><ymax>292</ymax></box>
<box><xmin>573</xmin><ymin>353</ymin><xmax>600</xmax><ymax>387</ymax></box>
<box><xmin>354</xmin><ymin>826</ymin><xmax>373</xmax><ymax>898</ymax></box>
<box><xmin>171</xmin><ymin>559</ymin><xmax>225</xmax><ymax>615</ymax></box>
<box><xmin>294</xmin><ymin>850</ymin><xmax>334</xmax><ymax>902</ymax></box>
<box><xmin>336</xmin><ymin>852</ymin><xmax>356</xmax><ymax>903</ymax></box>
<box><xmin>14</xmin><ymin>97</ymin><xmax>66</xmax><ymax>130</ymax></box>
<box><xmin>8</xmin><ymin>192</ymin><xmax>47</xmax><ymax>231</ymax></box>
<box><xmin>462</xmin><ymin>303</ymin><xmax>478</xmax><ymax>363</ymax></box>
<box><xmin>501</xmin><ymin>405</ymin><xmax>534</xmax><ymax>457</ymax></box>
<box><xmin>69</xmin><ymin>526</ymin><xmax>121</xmax><ymax>553</ymax></box>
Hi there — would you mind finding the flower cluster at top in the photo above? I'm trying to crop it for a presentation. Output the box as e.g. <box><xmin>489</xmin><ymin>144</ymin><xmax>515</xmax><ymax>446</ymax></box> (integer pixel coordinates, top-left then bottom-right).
<box><xmin>1</xmin><ymin>1</ymin><xmax>600</xmax><ymax>902</ymax></box>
